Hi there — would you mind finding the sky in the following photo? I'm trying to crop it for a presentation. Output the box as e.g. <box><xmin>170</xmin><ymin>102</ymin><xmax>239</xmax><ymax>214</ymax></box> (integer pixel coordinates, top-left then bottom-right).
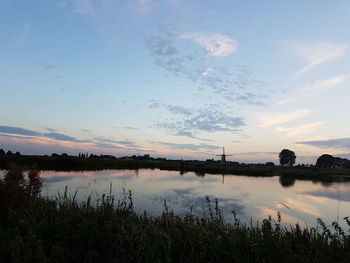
<box><xmin>1</xmin><ymin>0</ymin><xmax>350</xmax><ymax>164</ymax></box>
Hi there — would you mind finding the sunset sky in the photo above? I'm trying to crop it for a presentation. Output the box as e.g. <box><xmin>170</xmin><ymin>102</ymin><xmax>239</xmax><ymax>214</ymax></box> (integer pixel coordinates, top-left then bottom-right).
<box><xmin>1</xmin><ymin>0</ymin><xmax>350</xmax><ymax>163</ymax></box>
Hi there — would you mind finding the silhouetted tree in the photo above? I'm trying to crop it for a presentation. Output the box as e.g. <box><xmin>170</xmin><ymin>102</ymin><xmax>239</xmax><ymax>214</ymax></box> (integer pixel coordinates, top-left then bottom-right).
<box><xmin>51</xmin><ymin>153</ymin><xmax>59</xmax><ymax>157</ymax></box>
<box><xmin>279</xmin><ymin>149</ymin><xmax>296</xmax><ymax>166</ymax></box>
<box><xmin>6</xmin><ymin>150</ymin><xmax>13</xmax><ymax>156</ymax></box>
<box><xmin>0</xmin><ymin>149</ymin><xmax>5</xmax><ymax>156</ymax></box>
<box><xmin>316</xmin><ymin>154</ymin><xmax>350</xmax><ymax>169</ymax></box>
<box><xmin>316</xmin><ymin>154</ymin><xmax>335</xmax><ymax>168</ymax></box>
<box><xmin>15</xmin><ymin>151</ymin><xmax>21</xmax><ymax>156</ymax></box>
<box><xmin>265</xmin><ymin>162</ymin><xmax>275</xmax><ymax>167</ymax></box>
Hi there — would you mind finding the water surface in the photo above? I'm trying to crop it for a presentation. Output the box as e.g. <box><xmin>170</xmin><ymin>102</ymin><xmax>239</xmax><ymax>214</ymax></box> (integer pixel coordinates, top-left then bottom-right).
<box><xmin>36</xmin><ymin>169</ymin><xmax>350</xmax><ymax>227</ymax></box>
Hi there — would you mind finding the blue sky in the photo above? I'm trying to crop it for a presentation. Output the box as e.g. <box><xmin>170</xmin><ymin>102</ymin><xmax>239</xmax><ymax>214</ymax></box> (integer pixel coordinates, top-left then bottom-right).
<box><xmin>1</xmin><ymin>0</ymin><xmax>350</xmax><ymax>163</ymax></box>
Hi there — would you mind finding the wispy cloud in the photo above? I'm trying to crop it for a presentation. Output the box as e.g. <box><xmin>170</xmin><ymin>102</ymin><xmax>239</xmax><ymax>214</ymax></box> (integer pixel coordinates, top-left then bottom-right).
<box><xmin>153</xmin><ymin>141</ymin><xmax>221</xmax><ymax>151</ymax></box>
<box><xmin>73</xmin><ymin>0</ymin><xmax>94</xmax><ymax>14</ymax></box>
<box><xmin>124</xmin><ymin>126</ymin><xmax>138</xmax><ymax>130</ymax></box>
<box><xmin>0</xmin><ymin>125</ymin><xmax>149</xmax><ymax>154</ymax></box>
<box><xmin>56</xmin><ymin>1</ymin><xmax>67</xmax><ymax>8</ymax></box>
<box><xmin>257</xmin><ymin>109</ymin><xmax>312</xmax><ymax>127</ymax></box>
<box><xmin>44</xmin><ymin>132</ymin><xmax>86</xmax><ymax>143</ymax></box>
<box><xmin>275</xmin><ymin>122</ymin><xmax>323</xmax><ymax>137</ymax></box>
<box><xmin>166</xmin><ymin>105</ymin><xmax>192</xmax><ymax>116</ymax></box>
<box><xmin>153</xmin><ymin>104</ymin><xmax>245</xmax><ymax>139</ymax></box>
<box><xmin>147</xmin><ymin>29</ymin><xmax>268</xmax><ymax>105</ymax></box>
<box><xmin>292</xmin><ymin>42</ymin><xmax>347</xmax><ymax>77</ymax></box>
<box><xmin>299</xmin><ymin>76</ymin><xmax>346</xmax><ymax>93</ymax></box>
<box><xmin>44</xmin><ymin>64</ymin><xmax>57</xmax><ymax>70</ymax></box>
<box><xmin>296</xmin><ymin>138</ymin><xmax>350</xmax><ymax>149</ymax></box>
<box><xmin>277</xmin><ymin>76</ymin><xmax>346</xmax><ymax>105</ymax></box>
<box><xmin>133</xmin><ymin>0</ymin><xmax>153</xmax><ymax>13</ymax></box>
<box><xmin>94</xmin><ymin>137</ymin><xmax>139</xmax><ymax>148</ymax></box>
<box><xmin>180</xmin><ymin>33</ymin><xmax>238</xmax><ymax>57</ymax></box>
<box><xmin>0</xmin><ymin>126</ymin><xmax>41</xmax><ymax>137</ymax></box>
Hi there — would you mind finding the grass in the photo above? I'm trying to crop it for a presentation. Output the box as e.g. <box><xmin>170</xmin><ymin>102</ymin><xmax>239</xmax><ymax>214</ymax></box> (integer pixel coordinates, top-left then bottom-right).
<box><xmin>1</xmin><ymin>165</ymin><xmax>350</xmax><ymax>262</ymax></box>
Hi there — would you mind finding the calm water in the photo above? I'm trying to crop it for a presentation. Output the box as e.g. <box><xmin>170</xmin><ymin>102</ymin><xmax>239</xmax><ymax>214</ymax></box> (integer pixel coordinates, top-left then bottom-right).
<box><xmin>2</xmin><ymin>169</ymin><xmax>350</xmax><ymax>227</ymax></box>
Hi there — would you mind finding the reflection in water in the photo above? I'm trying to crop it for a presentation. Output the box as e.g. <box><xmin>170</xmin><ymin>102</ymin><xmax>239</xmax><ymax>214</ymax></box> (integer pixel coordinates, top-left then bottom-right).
<box><xmin>33</xmin><ymin>169</ymin><xmax>350</xmax><ymax>227</ymax></box>
<box><xmin>279</xmin><ymin>175</ymin><xmax>296</xmax><ymax>188</ymax></box>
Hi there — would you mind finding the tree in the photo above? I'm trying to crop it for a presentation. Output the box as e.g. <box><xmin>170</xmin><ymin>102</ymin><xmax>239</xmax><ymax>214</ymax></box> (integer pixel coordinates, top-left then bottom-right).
<box><xmin>0</xmin><ymin>149</ymin><xmax>5</xmax><ymax>156</ymax></box>
<box><xmin>316</xmin><ymin>154</ymin><xmax>350</xmax><ymax>169</ymax></box>
<box><xmin>279</xmin><ymin>149</ymin><xmax>296</xmax><ymax>166</ymax></box>
<box><xmin>6</xmin><ymin>150</ymin><xmax>13</xmax><ymax>156</ymax></box>
<box><xmin>316</xmin><ymin>154</ymin><xmax>334</xmax><ymax>168</ymax></box>
<box><xmin>265</xmin><ymin>162</ymin><xmax>275</xmax><ymax>167</ymax></box>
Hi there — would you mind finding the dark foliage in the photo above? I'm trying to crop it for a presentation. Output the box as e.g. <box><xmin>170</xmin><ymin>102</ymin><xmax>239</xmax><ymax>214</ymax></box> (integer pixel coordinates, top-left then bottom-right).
<box><xmin>316</xmin><ymin>154</ymin><xmax>350</xmax><ymax>169</ymax></box>
<box><xmin>1</xmin><ymin>167</ymin><xmax>350</xmax><ymax>262</ymax></box>
<box><xmin>279</xmin><ymin>149</ymin><xmax>296</xmax><ymax>166</ymax></box>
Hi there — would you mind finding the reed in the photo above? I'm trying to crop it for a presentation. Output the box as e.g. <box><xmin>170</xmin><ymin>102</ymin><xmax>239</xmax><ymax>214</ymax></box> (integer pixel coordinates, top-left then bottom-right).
<box><xmin>1</xmin><ymin>166</ymin><xmax>350</xmax><ymax>262</ymax></box>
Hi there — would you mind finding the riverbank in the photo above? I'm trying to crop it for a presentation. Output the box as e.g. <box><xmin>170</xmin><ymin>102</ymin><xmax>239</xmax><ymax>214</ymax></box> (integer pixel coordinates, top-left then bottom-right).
<box><xmin>1</xmin><ymin>167</ymin><xmax>350</xmax><ymax>262</ymax></box>
<box><xmin>1</xmin><ymin>155</ymin><xmax>350</xmax><ymax>183</ymax></box>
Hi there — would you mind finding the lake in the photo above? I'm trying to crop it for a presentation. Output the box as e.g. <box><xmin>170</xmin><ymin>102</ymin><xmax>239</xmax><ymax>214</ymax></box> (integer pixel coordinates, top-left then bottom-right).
<box><xmin>2</xmin><ymin>169</ymin><xmax>350</xmax><ymax>227</ymax></box>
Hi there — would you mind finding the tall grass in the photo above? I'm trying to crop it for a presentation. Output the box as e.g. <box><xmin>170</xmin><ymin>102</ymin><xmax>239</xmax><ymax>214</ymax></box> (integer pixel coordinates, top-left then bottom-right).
<box><xmin>1</xmin><ymin>165</ymin><xmax>350</xmax><ymax>262</ymax></box>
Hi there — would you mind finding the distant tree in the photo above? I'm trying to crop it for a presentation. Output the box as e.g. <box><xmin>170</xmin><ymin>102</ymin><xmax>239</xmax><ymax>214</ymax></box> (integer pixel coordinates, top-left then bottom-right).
<box><xmin>265</xmin><ymin>162</ymin><xmax>275</xmax><ymax>167</ymax></box>
<box><xmin>6</xmin><ymin>150</ymin><xmax>13</xmax><ymax>156</ymax></box>
<box><xmin>316</xmin><ymin>154</ymin><xmax>350</xmax><ymax>169</ymax></box>
<box><xmin>15</xmin><ymin>151</ymin><xmax>21</xmax><ymax>156</ymax></box>
<box><xmin>279</xmin><ymin>149</ymin><xmax>296</xmax><ymax>166</ymax></box>
<box><xmin>61</xmin><ymin>153</ymin><xmax>68</xmax><ymax>157</ymax></box>
<box><xmin>0</xmin><ymin>149</ymin><xmax>5</xmax><ymax>156</ymax></box>
<box><xmin>51</xmin><ymin>153</ymin><xmax>59</xmax><ymax>157</ymax></box>
<box><xmin>316</xmin><ymin>154</ymin><xmax>334</xmax><ymax>168</ymax></box>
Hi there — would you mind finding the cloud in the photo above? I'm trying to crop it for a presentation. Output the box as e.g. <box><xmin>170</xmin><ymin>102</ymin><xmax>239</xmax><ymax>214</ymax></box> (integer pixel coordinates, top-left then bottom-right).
<box><xmin>0</xmin><ymin>126</ymin><xmax>41</xmax><ymax>136</ymax></box>
<box><xmin>275</xmin><ymin>122</ymin><xmax>323</xmax><ymax>137</ymax></box>
<box><xmin>166</xmin><ymin>105</ymin><xmax>192</xmax><ymax>116</ymax></box>
<box><xmin>115</xmin><ymin>140</ymin><xmax>139</xmax><ymax>148</ymax></box>
<box><xmin>296</xmin><ymin>138</ymin><xmax>350</xmax><ymax>150</ymax></box>
<box><xmin>124</xmin><ymin>126</ymin><xmax>138</xmax><ymax>130</ymax></box>
<box><xmin>133</xmin><ymin>0</ymin><xmax>153</xmax><ymax>13</ymax></box>
<box><xmin>156</xmin><ymin>106</ymin><xmax>245</xmax><ymax>139</ymax></box>
<box><xmin>44</xmin><ymin>64</ymin><xmax>56</xmax><ymax>70</ymax></box>
<box><xmin>299</xmin><ymin>76</ymin><xmax>346</xmax><ymax>93</ymax></box>
<box><xmin>0</xmin><ymin>126</ymin><xmax>86</xmax><ymax>144</ymax></box>
<box><xmin>147</xmin><ymin>30</ymin><xmax>268</xmax><ymax>105</ymax></box>
<box><xmin>45</xmin><ymin>127</ymin><xmax>58</xmax><ymax>132</ymax></box>
<box><xmin>0</xmin><ymin>125</ymin><xmax>155</xmax><ymax>155</ymax></box>
<box><xmin>73</xmin><ymin>0</ymin><xmax>94</xmax><ymax>14</ymax></box>
<box><xmin>56</xmin><ymin>1</ymin><xmax>67</xmax><ymax>8</ymax></box>
<box><xmin>234</xmin><ymin>151</ymin><xmax>278</xmax><ymax>156</ymax></box>
<box><xmin>257</xmin><ymin>109</ymin><xmax>312</xmax><ymax>127</ymax></box>
<box><xmin>292</xmin><ymin>42</ymin><xmax>347</xmax><ymax>77</ymax></box>
<box><xmin>276</xmin><ymin>76</ymin><xmax>346</xmax><ymax>106</ymax></box>
<box><xmin>44</xmin><ymin>132</ymin><xmax>85</xmax><ymax>143</ymax></box>
<box><xmin>154</xmin><ymin>141</ymin><xmax>221</xmax><ymax>151</ymax></box>
<box><xmin>94</xmin><ymin>137</ymin><xmax>139</xmax><ymax>148</ymax></box>
<box><xmin>180</xmin><ymin>33</ymin><xmax>238</xmax><ymax>57</ymax></box>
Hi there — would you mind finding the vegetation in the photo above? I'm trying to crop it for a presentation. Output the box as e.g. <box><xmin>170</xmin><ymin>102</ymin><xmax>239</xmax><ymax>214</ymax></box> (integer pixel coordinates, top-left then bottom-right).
<box><xmin>279</xmin><ymin>149</ymin><xmax>296</xmax><ymax>166</ymax></box>
<box><xmin>316</xmin><ymin>154</ymin><xmax>350</xmax><ymax>169</ymax></box>
<box><xmin>1</xmin><ymin>166</ymin><xmax>350</xmax><ymax>262</ymax></box>
<box><xmin>1</xmin><ymin>148</ymin><xmax>350</xmax><ymax>186</ymax></box>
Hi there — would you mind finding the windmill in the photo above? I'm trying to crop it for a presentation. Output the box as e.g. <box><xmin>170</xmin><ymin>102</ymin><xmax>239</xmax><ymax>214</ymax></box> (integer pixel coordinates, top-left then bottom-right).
<box><xmin>216</xmin><ymin>147</ymin><xmax>233</xmax><ymax>163</ymax></box>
